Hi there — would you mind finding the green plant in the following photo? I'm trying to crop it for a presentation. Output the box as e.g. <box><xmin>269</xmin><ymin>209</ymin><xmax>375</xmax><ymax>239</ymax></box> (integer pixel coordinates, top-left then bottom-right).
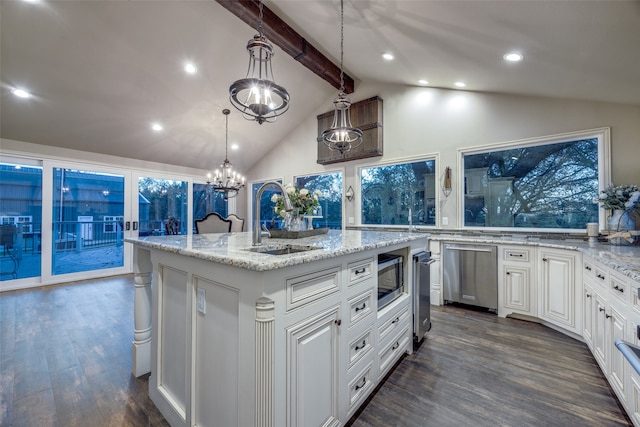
<box><xmin>596</xmin><ymin>184</ymin><xmax>640</xmax><ymax>210</ymax></box>
<box><xmin>271</xmin><ymin>184</ymin><xmax>321</xmax><ymax>218</ymax></box>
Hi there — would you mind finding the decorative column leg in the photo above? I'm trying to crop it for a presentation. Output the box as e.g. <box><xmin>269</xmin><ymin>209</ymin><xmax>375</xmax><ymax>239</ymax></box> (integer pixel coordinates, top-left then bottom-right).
<box><xmin>132</xmin><ymin>248</ymin><xmax>152</xmax><ymax>377</ymax></box>
<box><xmin>255</xmin><ymin>297</ymin><xmax>275</xmax><ymax>427</ymax></box>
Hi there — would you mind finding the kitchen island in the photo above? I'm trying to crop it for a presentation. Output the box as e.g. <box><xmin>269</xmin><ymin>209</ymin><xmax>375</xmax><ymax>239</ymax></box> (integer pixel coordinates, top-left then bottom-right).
<box><xmin>126</xmin><ymin>230</ymin><xmax>428</xmax><ymax>427</ymax></box>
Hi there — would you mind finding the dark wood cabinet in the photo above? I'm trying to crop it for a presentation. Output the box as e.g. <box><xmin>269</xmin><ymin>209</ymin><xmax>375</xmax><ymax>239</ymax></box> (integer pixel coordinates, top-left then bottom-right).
<box><xmin>316</xmin><ymin>96</ymin><xmax>383</xmax><ymax>164</ymax></box>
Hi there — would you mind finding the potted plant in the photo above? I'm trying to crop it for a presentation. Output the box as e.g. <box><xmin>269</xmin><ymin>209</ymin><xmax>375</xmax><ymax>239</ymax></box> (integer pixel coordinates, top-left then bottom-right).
<box><xmin>596</xmin><ymin>184</ymin><xmax>640</xmax><ymax>245</ymax></box>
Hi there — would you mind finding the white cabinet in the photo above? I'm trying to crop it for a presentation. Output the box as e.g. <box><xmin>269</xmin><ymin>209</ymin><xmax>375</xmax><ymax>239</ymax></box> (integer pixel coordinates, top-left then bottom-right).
<box><xmin>583</xmin><ymin>284</ymin><xmax>594</xmax><ymax>350</ymax></box>
<box><xmin>286</xmin><ymin>305</ymin><xmax>341</xmax><ymax>427</ymax></box>
<box><xmin>464</xmin><ymin>168</ymin><xmax>487</xmax><ymax>196</ymax></box>
<box><xmin>538</xmin><ymin>248</ymin><xmax>582</xmax><ymax>335</ymax></box>
<box><xmin>499</xmin><ymin>246</ymin><xmax>535</xmax><ymax>317</ymax></box>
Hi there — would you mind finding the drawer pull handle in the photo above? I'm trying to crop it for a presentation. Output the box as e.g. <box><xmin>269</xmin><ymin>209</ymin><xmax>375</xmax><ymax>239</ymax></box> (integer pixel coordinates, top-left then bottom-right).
<box><xmin>392</xmin><ymin>342</ymin><xmax>400</xmax><ymax>351</ymax></box>
<box><xmin>586</xmin><ymin>293</ymin><xmax>591</xmax><ymax>298</ymax></box>
<box><xmin>355</xmin><ymin>303</ymin><xmax>367</xmax><ymax>312</ymax></box>
<box><xmin>355</xmin><ymin>340</ymin><xmax>367</xmax><ymax>351</ymax></box>
<box><xmin>355</xmin><ymin>377</ymin><xmax>367</xmax><ymax>391</ymax></box>
<box><xmin>391</xmin><ymin>317</ymin><xmax>400</xmax><ymax>324</ymax></box>
<box><xmin>542</xmin><ymin>258</ymin><xmax>548</xmax><ymax>262</ymax></box>
<box><xmin>335</xmin><ymin>319</ymin><xmax>342</xmax><ymax>326</ymax></box>
<box><xmin>509</xmin><ymin>253</ymin><xmax>523</xmax><ymax>257</ymax></box>
<box><xmin>506</xmin><ymin>272</ymin><xmax>511</xmax><ymax>275</ymax></box>
<box><xmin>599</xmin><ymin>307</ymin><xmax>605</xmax><ymax>312</ymax></box>
<box><xmin>606</xmin><ymin>314</ymin><xmax>612</xmax><ymax>319</ymax></box>
<box><xmin>585</xmin><ymin>266</ymin><xmax>592</xmax><ymax>271</ymax></box>
<box><xmin>597</xmin><ymin>274</ymin><xmax>605</xmax><ymax>280</ymax></box>
<box><xmin>614</xmin><ymin>285</ymin><xmax>624</xmax><ymax>293</ymax></box>
<box><xmin>354</xmin><ymin>267</ymin><xmax>367</xmax><ymax>275</ymax></box>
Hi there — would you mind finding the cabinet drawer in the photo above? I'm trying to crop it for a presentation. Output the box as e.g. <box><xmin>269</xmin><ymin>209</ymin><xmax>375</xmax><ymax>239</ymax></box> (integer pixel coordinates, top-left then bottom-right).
<box><xmin>610</xmin><ymin>273</ymin><xmax>629</xmax><ymax>304</ymax></box>
<box><xmin>347</xmin><ymin>360</ymin><xmax>374</xmax><ymax>417</ymax></box>
<box><xmin>378</xmin><ymin>326</ymin><xmax>410</xmax><ymax>378</ymax></box>
<box><xmin>593</xmin><ymin>266</ymin><xmax>608</xmax><ymax>287</ymax></box>
<box><xmin>348</xmin><ymin>289</ymin><xmax>374</xmax><ymax>327</ymax></box>
<box><xmin>285</xmin><ymin>266</ymin><xmax>341</xmax><ymax>312</ymax></box>
<box><xmin>583</xmin><ymin>258</ymin><xmax>595</xmax><ymax>280</ymax></box>
<box><xmin>504</xmin><ymin>248</ymin><xmax>530</xmax><ymax>262</ymax></box>
<box><xmin>378</xmin><ymin>305</ymin><xmax>410</xmax><ymax>347</ymax></box>
<box><xmin>348</xmin><ymin>328</ymin><xmax>373</xmax><ymax>368</ymax></box>
<box><xmin>348</xmin><ymin>258</ymin><xmax>374</xmax><ymax>286</ymax></box>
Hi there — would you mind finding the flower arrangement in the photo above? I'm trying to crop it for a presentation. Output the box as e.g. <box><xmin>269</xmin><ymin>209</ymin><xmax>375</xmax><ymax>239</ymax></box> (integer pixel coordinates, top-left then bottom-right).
<box><xmin>596</xmin><ymin>184</ymin><xmax>640</xmax><ymax>211</ymax></box>
<box><xmin>271</xmin><ymin>184</ymin><xmax>322</xmax><ymax>218</ymax></box>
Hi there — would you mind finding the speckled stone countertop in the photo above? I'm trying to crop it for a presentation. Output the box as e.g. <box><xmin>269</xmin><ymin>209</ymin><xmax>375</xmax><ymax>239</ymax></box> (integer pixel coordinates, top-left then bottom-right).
<box><xmin>429</xmin><ymin>234</ymin><xmax>640</xmax><ymax>282</ymax></box>
<box><xmin>126</xmin><ymin>230</ymin><xmax>428</xmax><ymax>272</ymax></box>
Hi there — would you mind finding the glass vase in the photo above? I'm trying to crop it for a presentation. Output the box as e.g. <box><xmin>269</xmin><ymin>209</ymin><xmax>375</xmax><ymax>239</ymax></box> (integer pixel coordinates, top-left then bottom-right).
<box><xmin>284</xmin><ymin>208</ymin><xmax>307</xmax><ymax>232</ymax></box>
<box><xmin>607</xmin><ymin>209</ymin><xmax>640</xmax><ymax>246</ymax></box>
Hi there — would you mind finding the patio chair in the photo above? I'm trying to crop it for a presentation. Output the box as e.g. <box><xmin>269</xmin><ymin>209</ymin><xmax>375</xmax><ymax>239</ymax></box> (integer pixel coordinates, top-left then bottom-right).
<box><xmin>164</xmin><ymin>216</ymin><xmax>180</xmax><ymax>235</ymax></box>
<box><xmin>226</xmin><ymin>214</ymin><xmax>245</xmax><ymax>232</ymax></box>
<box><xmin>195</xmin><ymin>212</ymin><xmax>231</xmax><ymax>234</ymax></box>
<box><xmin>0</xmin><ymin>224</ymin><xmax>21</xmax><ymax>279</ymax></box>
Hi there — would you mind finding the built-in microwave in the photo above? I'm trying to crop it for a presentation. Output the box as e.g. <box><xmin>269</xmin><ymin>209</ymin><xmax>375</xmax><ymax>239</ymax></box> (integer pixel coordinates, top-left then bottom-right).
<box><xmin>377</xmin><ymin>253</ymin><xmax>404</xmax><ymax>310</ymax></box>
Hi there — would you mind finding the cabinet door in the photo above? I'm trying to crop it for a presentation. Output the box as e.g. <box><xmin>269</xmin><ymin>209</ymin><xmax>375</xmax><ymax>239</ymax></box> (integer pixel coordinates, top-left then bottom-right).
<box><xmin>593</xmin><ymin>293</ymin><xmax>608</xmax><ymax>371</ymax></box>
<box><xmin>609</xmin><ymin>305</ymin><xmax>627</xmax><ymax>400</ymax></box>
<box><xmin>287</xmin><ymin>306</ymin><xmax>341</xmax><ymax>427</ymax></box>
<box><xmin>539</xmin><ymin>249</ymin><xmax>579</xmax><ymax>333</ymax></box>
<box><xmin>503</xmin><ymin>265</ymin><xmax>531</xmax><ymax>313</ymax></box>
<box><xmin>583</xmin><ymin>284</ymin><xmax>594</xmax><ymax>350</ymax></box>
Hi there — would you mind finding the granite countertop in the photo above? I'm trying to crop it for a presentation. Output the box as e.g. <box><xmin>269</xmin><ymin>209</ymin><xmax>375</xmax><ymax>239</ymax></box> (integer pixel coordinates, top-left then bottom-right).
<box><xmin>126</xmin><ymin>230</ymin><xmax>428</xmax><ymax>272</ymax></box>
<box><xmin>429</xmin><ymin>234</ymin><xmax>640</xmax><ymax>282</ymax></box>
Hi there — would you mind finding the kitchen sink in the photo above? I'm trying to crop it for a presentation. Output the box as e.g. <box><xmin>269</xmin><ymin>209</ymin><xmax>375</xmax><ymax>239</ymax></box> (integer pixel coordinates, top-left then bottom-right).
<box><xmin>247</xmin><ymin>244</ymin><xmax>323</xmax><ymax>256</ymax></box>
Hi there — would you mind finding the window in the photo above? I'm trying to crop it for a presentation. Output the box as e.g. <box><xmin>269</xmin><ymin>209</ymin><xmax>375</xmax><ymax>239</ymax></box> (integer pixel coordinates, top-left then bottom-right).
<box><xmin>193</xmin><ymin>183</ymin><xmax>228</xmax><ymax>228</ymax></box>
<box><xmin>461</xmin><ymin>129</ymin><xmax>608</xmax><ymax>229</ymax></box>
<box><xmin>360</xmin><ymin>159</ymin><xmax>437</xmax><ymax>226</ymax></box>
<box><xmin>294</xmin><ymin>172</ymin><xmax>343</xmax><ymax>229</ymax></box>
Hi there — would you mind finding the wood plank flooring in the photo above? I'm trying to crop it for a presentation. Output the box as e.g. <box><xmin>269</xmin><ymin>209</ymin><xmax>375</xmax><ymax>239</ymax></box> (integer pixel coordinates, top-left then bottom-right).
<box><xmin>349</xmin><ymin>304</ymin><xmax>632</xmax><ymax>427</ymax></box>
<box><xmin>1</xmin><ymin>277</ymin><xmax>633</xmax><ymax>427</ymax></box>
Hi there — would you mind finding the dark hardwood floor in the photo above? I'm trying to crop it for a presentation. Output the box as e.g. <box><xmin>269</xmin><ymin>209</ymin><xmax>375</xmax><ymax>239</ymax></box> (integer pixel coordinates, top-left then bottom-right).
<box><xmin>350</xmin><ymin>304</ymin><xmax>632</xmax><ymax>427</ymax></box>
<box><xmin>1</xmin><ymin>277</ymin><xmax>633</xmax><ymax>427</ymax></box>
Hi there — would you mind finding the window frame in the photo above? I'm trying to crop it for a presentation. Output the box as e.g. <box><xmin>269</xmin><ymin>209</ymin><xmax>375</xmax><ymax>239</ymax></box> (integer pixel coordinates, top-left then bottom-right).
<box><xmin>356</xmin><ymin>154</ymin><xmax>440</xmax><ymax>229</ymax></box>
<box><xmin>457</xmin><ymin>127</ymin><xmax>611</xmax><ymax>232</ymax></box>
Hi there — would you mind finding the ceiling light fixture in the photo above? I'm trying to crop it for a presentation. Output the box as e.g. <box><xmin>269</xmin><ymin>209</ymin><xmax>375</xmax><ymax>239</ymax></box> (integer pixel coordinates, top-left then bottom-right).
<box><xmin>229</xmin><ymin>0</ymin><xmax>290</xmax><ymax>125</ymax></box>
<box><xmin>503</xmin><ymin>52</ymin><xmax>524</xmax><ymax>62</ymax></box>
<box><xmin>454</xmin><ymin>81</ymin><xmax>466</xmax><ymax>88</ymax></box>
<box><xmin>151</xmin><ymin>122</ymin><xmax>163</xmax><ymax>132</ymax></box>
<box><xmin>207</xmin><ymin>109</ymin><xmax>245</xmax><ymax>199</ymax></box>
<box><xmin>184</xmin><ymin>63</ymin><xmax>198</xmax><ymax>74</ymax></box>
<box><xmin>320</xmin><ymin>0</ymin><xmax>363</xmax><ymax>155</ymax></box>
<box><xmin>418</xmin><ymin>79</ymin><xmax>429</xmax><ymax>85</ymax></box>
<box><xmin>12</xmin><ymin>88</ymin><xmax>31</xmax><ymax>98</ymax></box>
<box><xmin>382</xmin><ymin>52</ymin><xmax>394</xmax><ymax>61</ymax></box>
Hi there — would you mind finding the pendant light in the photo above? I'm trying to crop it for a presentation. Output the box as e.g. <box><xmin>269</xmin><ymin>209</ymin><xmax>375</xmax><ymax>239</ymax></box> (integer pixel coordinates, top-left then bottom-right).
<box><xmin>207</xmin><ymin>109</ymin><xmax>245</xmax><ymax>199</ymax></box>
<box><xmin>229</xmin><ymin>0</ymin><xmax>290</xmax><ymax>125</ymax></box>
<box><xmin>321</xmin><ymin>0</ymin><xmax>362</xmax><ymax>154</ymax></box>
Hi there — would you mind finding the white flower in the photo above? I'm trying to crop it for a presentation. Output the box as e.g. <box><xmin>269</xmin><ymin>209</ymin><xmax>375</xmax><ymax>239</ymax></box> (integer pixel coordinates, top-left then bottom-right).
<box><xmin>285</xmin><ymin>183</ymin><xmax>295</xmax><ymax>194</ymax></box>
<box><xmin>279</xmin><ymin>210</ymin><xmax>287</xmax><ymax>218</ymax></box>
<box><xmin>314</xmin><ymin>189</ymin><xmax>322</xmax><ymax>197</ymax></box>
<box><xmin>313</xmin><ymin>194</ymin><xmax>318</xmax><ymax>201</ymax></box>
<box><xmin>270</xmin><ymin>194</ymin><xmax>279</xmax><ymax>203</ymax></box>
<box><xmin>299</xmin><ymin>189</ymin><xmax>309</xmax><ymax>196</ymax></box>
<box><xmin>625</xmin><ymin>191</ymin><xmax>640</xmax><ymax>208</ymax></box>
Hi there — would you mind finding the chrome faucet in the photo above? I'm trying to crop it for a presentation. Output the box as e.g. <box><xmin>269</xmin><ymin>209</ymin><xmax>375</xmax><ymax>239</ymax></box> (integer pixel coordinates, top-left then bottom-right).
<box><xmin>253</xmin><ymin>181</ymin><xmax>293</xmax><ymax>246</ymax></box>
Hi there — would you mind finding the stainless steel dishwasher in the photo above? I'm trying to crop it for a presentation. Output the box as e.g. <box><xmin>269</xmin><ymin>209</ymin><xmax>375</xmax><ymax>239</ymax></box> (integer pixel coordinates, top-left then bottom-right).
<box><xmin>443</xmin><ymin>243</ymin><xmax>497</xmax><ymax>311</ymax></box>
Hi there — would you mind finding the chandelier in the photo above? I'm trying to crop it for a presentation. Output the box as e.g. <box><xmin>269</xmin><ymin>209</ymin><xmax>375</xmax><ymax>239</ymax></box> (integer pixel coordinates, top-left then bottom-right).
<box><xmin>321</xmin><ymin>0</ymin><xmax>362</xmax><ymax>154</ymax></box>
<box><xmin>229</xmin><ymin>0</ymin><xmax>290</xmax><ymax>125</ymax></box>
<box><xmin>207</xmin><ymin>109</ymin><xmax>245</xmax><ymax>199</ymax></box>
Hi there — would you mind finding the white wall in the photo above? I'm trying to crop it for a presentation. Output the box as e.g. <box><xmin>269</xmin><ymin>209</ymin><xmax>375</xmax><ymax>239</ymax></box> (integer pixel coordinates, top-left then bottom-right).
<box><xmin>247</xmin><ymin>82</ymin><xmax>640</xmax><ymax>228</ymax></box>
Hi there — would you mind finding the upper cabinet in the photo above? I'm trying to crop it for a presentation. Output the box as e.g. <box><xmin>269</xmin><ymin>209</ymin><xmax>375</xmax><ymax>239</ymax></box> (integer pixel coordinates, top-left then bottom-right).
<box><xmin>316</xmin><ymin>96</ymin><xmax>383</xmax><ymax>164</ymax></box>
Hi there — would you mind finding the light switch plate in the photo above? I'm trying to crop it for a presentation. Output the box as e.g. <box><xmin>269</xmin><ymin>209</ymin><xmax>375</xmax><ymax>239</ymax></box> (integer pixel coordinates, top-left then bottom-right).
<box><xmin>442</xmin><ymin>217</ymin><xmax>449</xmax><ymax>226</ymax></box>
<box><xmin>197</xmin><ymin>288</ymin><xmax>206</xmax><ymax>315</ymax></box>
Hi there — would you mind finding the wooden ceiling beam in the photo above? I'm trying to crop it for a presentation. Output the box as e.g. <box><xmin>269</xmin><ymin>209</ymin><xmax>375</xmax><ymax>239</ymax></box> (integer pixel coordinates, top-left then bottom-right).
<box><xmin>216</xmin><ymin>0</ymin><xmax>355</xmax><ymax>94</ymax></box>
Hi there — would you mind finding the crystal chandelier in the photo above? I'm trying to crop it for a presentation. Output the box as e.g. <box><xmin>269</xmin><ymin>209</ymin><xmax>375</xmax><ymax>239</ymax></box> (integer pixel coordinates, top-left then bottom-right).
<box><xmin>321</xmin><ymin>0</ymin><xmax>362</xmax><ymax>154</ymax></box>
<box><xmin>229</xmin><ymin>0</ymin><xmax>290</xmax><ymax>125</ymax></box>
<box><xmin>207</xmin><ymin>109</ymin><xmax>245</xmax><ymax>199</ymax></box>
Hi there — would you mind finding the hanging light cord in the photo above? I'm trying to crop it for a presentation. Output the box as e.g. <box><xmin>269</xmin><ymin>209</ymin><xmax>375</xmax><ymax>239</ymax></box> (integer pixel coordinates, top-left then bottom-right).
<box><xmin>258</xmin><ymin>0</ymin><xmax>264</xmax><ymax>38</ymax></box>
<box><xmin>224</xmin><ymin>112</ymin><xmax>229</xmax><ymax>162</ymax></box>
<box><xmin>339</xmin><ymin>0</ymin><xmax>345</xmax><ymax>94</ymax></box>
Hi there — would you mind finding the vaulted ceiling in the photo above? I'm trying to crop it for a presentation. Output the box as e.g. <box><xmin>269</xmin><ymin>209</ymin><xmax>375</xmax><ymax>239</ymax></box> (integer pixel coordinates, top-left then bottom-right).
<box><xmin>2</xmin><ymin>0</ymin><xmax>639</xmax><ymax>173</ymax></box>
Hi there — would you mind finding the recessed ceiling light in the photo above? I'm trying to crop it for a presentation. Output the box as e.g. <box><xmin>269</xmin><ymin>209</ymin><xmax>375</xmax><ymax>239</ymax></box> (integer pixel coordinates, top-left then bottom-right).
<box><xmin>418</xmin><ymin>79</ymin><xmax>429</xmax><ymax>85</ymax></box>
<box><xmin>151</xmin><ymin>122</ymin><xmax>163</xmax><ymax>132</ymax></box>
<box><xmin>454</xmin><ymin>81</ymin><xmax>466</xmax><ymax>88</ymax></box>
<box><xmin>381</xmin><ymin>52</ymin><xmax>394</xmax><ymax>61</ymax></box>
<box><xmin>184</xmin><ymin>63</ymin><xmax>197</xmax><ymax>74</ymax></box>
<box><xmin>12</xmin><ymin>88</ymin><xmax>31</xmax><ymax>98</ymax></box>
<box><xmin>503</xmin><ymin>52</ymin><xmax>524</xmax><ymax>62</ymax></box>
<box><xmin>231</xmin><ymin>143</ymin><xmax>239</xmax><ymax>150</ymax></box>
